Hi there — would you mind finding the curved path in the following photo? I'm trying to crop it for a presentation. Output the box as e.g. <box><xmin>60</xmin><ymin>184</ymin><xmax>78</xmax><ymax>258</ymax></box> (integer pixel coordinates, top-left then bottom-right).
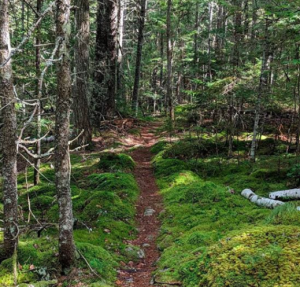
<box><xmin>117</xmin><ymin>124</ymin><xmax>163</xmax><ymax>287</ymax></box>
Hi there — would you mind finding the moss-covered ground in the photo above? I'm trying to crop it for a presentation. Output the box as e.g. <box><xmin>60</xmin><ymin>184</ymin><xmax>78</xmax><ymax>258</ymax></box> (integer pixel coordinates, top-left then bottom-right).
<box><xmin>152</xmin><ymin>136</ymin><xmax>300</xmax><ymax>287</ymax></box>
<box><xmin>0</xmin><ymin>152</ymin><xmax>139</xmax><ymax>286</ymax></box>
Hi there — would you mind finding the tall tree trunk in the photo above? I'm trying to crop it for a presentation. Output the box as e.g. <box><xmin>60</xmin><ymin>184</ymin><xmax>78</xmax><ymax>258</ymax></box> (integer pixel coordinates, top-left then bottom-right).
<box><xmin>93</xmin><ymin>0</ymin><xmax>118</xmax><ymax>122</ymax></box>
<box><xmin>250</xmin><ymin>18</ymin><xmax>272</xmax><ymax>161</ymax></box>
<box><xmin>132</xmin><ymin>0</ymin><xmax>147</xmax><ymax>115</ymax></box>
<box><xmin>73</xmin><ymin>0</ymin><xmax>92</xmax><ymax>145</ymax></box>
<box><xmin>207</xmin><ymin>1</ymin><xmax>214</xmax><ymax>81</ymax></box>
<box><xmin>116</xmin><ymin>0</ymin><xmax>125</xmax><ymax>101</ymax></box>
<box><xmin>166</xmin><ymin>0</ymin><xmax>174</xmax><ymax>121</ymax></box>
<box><xmin>34</xmin><ymin>0</ymin><xmax>43</xmax><ymax>186</ymax></box>
<box><xmin>0</xmin><ymin>0</ymin><xmax>18</xmax><ymax>259</ymax></box>
<box><xmin>55</xmin><ymin>0</ymin><xmax>75</xmax><ymax>269</ymax></box>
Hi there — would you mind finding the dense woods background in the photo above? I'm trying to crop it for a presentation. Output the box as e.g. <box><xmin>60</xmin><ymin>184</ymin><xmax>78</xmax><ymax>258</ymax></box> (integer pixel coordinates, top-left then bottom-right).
<box><xmin>2</xmin><ymin>0</ymin><xmax>300</xmax><ymax>286</ymax></box>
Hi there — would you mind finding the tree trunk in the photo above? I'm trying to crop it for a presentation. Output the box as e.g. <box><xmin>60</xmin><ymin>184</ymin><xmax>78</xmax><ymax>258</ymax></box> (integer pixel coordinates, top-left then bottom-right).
<box><xmin>55</xmin><ymin>0</ymin><xmax>75</xmax><ymax>269</ymax></box>
<box><xmin>93</xmin><ymin>0</ymin><xmax>118</xmax><ymax>122</ymax></box>
<box><xmin>73</xmin><ymin>0</ymin><xmax>92</xmax><ymax>145</ymax></box>
<box><xmin>116</xmin><ymin>0</ymin><xmax>125</xmax><ymax>101</ymax></box>
<box><xmin>242</xmin><ymin>189</ymin><xmax>285</xmax><ymax>209</ymax></box>
<box><xmin>269</xmin><ymin>189</ymin><xmax>300</xmax><ymax>200</ymax></box>
<box><xmin>250</xmin><ymin>18</ymin><xmax>272</xmax><ymax>161</ymax></box>
<box><xmin>166</xmin><ymin>0</ymin><xmax>174</xmax><ymax>121</ymax></box>
<box><xmin>34</xmin><ymin>0</ymin><xmax>43</xmax><ymax>186</ymax></box>
<box><xmin>132</xmin><ymin>0</ymin><xmax>147</xmax><ymax>115</ymax></box>
<box><xmin>0</xmin><ymin>0</ymin><xmax>18</xmax><ymax>259</ymax></box>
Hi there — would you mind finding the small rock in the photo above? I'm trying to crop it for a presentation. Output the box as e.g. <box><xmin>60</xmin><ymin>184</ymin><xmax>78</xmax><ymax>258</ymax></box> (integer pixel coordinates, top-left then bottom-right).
<box><xmin>125</xmin><ymin>246</ymin><xmax>134</xmax><ymax>252</ymax></box>
<box><xmin>142</xmin><ymin>243</ymin><xmax>150</xmax><ymax>248</ymax></box>
<box><xmin>146</xmin><ymin>234</ymin><xmax>154</xmax><ymax>241</ymax></box>
<box><xmin>144</xmin><ymin>208</ymin><xmax>155</xmax><ymax>216</ymax></box>
<box><xmin>137</xmin><ymin>249</ymin><xmax>145</xmax><ymax>259</ymax></box>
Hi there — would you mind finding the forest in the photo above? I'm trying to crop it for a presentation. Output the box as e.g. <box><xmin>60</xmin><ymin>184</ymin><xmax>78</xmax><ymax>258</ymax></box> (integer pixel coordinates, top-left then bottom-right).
<box><xmin>1</xmin><ymin>0</ymin><xmax>300</xmax><ymax>286</ymax></box>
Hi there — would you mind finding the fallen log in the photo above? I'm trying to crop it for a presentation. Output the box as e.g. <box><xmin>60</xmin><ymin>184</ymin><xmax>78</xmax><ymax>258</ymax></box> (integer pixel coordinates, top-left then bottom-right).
<box><xmin>241</xmin><ymin>189</ymin><xmax>285</xmax><ymax>209</ymax></box>
<box><xmin>269</xmin><ymin>189</ymin><xmax>300</xmax><ymax>200</ymax></box>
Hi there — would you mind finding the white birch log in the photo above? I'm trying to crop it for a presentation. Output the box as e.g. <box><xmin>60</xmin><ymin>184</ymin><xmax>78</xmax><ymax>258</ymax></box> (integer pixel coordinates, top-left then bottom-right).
<box><xmin>269</xmin><ymin>189</ymin><xmax>300</xmax><ymax>200</ymax></box>
<box><xmin>241</xmin><ymin>189</ymin><xmax>285</xmax><ymax>209</ymax></box>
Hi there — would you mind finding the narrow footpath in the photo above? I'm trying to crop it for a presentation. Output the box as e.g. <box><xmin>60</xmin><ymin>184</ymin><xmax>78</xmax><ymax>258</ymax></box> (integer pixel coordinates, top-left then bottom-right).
<box><xmin>117</xmin><ymin>125</ymin><xmax>163</xmax><ymax>287</ymax></box>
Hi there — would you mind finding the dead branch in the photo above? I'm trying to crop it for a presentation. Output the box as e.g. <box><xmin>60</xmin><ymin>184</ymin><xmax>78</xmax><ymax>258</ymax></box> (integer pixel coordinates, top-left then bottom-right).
<box><xmin>0</xmin><ymin>1</ymin><xmax>56</xmax><ymax>68</ymax></box>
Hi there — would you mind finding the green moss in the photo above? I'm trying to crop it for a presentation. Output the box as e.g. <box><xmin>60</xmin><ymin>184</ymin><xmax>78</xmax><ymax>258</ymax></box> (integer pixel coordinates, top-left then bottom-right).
<box><xmin>151</xmin><ymin>141</ymin><xmax>168</xmax><ymax>154</ymax></box>
<box><xmin>1</xmin><ymin>149</ymin><xmax>140</xmax><ymax>286</ymax></box>
<box><xmin>266</xmin><ymin>203</ymin><xmax>300</xmax><ymax>226</ymax></box>
<box><xmin>99</xmin><ymin>153</ymin><xmax>135</xmax><ymax>172</ymax></box>
<box><xmin>154</xmin><ymin>141</ymin><xmax>299</xmax><ymax>287</ymax></box>
<box><xmin>76</xmin><ymin>242</ymin><xmax>118</xmax><ymax>282</ymax></box>
<box><xmin>198</xmin><ymin>226</ymin><xmax>300</xmax><ymax>287</ymax></box>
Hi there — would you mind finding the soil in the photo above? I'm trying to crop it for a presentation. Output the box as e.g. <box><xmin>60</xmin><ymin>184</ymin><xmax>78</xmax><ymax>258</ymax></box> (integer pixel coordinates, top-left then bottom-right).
<box><xmin>116</xmin><ymin>124</ymin><xmax>163</xmax><ymax>287</ymax></box>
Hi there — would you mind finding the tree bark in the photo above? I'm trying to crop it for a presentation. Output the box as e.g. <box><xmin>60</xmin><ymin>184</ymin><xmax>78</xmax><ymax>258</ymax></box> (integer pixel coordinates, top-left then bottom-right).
<box><xmin>132</xmin><ymin>0</ymin><xmax>147</xmax><ymax>116</ymax></box>
<box><xmin>242</xmin><ymin>189</ymin><xmax>284</xmax><ymax>209</ymax></box>
<box><xmin>269</xmin><ymin>189</ymin><xmax>300</xmax><ymax>200</ymax></box>
<box><xmin>116</xmin><ymin>0</ymin><xmax>125</xmax><ymax>101</ymax></box>
<box><xmin>250</xmin><ymin>18</ymin><xmax>272</xmax><ymax>161</ymax></box>
<box><xmin>93</xmin><ymin>0</ymin><xmax>118</xmax><ymax>122</ymax></box>
<box><xmin>73</xmin><ymin>0</ymin><xmax>92</xmax><ymax>145</ymax></box>
<box><xmin>0</xmin><ymin>0</ymin><xmax>18</xmax><ymax>259</ymax></box>
<box><xmin>166</xmin><ymin>0</ymin><xmax>174</xmax><ymax>121</ymax></box>
<box><xmin>55</xmin><ymin>0</ymin><xmax>75</xmax><ymax>269</ymax></box>
<box><xmin>34</xmin><ymin>0</ymin><xmax>43</xmax><ymax>186</ymax></box>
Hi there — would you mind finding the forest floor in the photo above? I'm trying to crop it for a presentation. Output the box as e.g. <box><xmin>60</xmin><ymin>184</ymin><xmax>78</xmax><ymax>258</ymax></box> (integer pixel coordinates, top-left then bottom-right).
<box><xmin>115</xmin><ymin>123</ymin><xmax>163</xmax><ymax>287</ymax></box>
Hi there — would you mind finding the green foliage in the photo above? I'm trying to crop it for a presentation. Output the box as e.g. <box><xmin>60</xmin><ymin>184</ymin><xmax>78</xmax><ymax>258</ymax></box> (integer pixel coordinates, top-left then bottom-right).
<box><xmin>287</xmin><ymin>164</ymin><xmax>300</xmax><ymax>185</ymax></box>
<box><xmin>99</xmin><ymin>153</ymin><xmax>135</xmax><ymax>172</ymax></box>
<box><xmin>0</xmin><ymin>152</ymin><xmax>139</xmax><ymax>286</ymax></box>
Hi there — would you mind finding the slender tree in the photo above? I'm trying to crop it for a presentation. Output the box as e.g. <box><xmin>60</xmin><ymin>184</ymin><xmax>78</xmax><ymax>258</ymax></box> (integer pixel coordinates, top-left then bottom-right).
<box><xmin>166</xmin><ymin>0</ymin><xmax>174</xmax><ymax>121</ymax></box>
<box><xmin>73</xmin><ymin>0</ymin><xmax>92</xmax><ymax>145</ymax></box>
<box><xmin>0</xmin><ymin>0</ymin><xmax>18</xmax><ymax>259</ymax></box>
<box><xmin>55</xmin><ymin>0</ymin><xmax>75</xmax><ymax>269</ymax></box>
<box><xmin>250</xmin><ymin>18</ymin><xmax>272</xmax><ymax>161</ymax></box>
<box><xmin>132</xmin><ymin>0</ymin><xmax>147</xmax><ymax>115</ymax></box>
<box><xmin>34</xmin><ymin>0</ymin><xmax>43</xmax><ymax>186</ymax></box>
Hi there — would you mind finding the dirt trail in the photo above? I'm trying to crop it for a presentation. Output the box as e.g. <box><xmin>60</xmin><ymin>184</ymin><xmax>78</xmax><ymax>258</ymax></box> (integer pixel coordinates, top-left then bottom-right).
<box><xmin>117</xmin><ymin>124</ymin><xmax>163</xmax><ymax>287</ymax></box>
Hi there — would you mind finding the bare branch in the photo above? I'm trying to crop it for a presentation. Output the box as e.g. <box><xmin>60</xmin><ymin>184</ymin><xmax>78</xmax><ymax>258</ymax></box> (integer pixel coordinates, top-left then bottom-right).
<box><xmin>0</xmin><ymin>1</ymin><xmax>56</xmax><ymax>68</ymax></box>
<box><xmin>19</xmin><ymin>144</ymin><xmax>55</xmax><ymax>159</ymax></box>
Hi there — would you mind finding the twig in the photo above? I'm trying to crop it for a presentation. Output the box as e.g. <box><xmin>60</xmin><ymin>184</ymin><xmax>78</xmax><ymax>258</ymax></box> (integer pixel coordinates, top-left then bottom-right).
<box><xmin>18</xmin><ymin>153</ymin><xmax>55</xmax><ymax>184</ymax></box>
<box><xmin>68</xmin><ymin>130</ymin><xmax>84</xmax><ymax>145</ymax></box>
<box><xmin>26</xmin><ymin>167</ymin><xmax>42</xmax><ymax>226</ymax></box>
<box><xmin>76</xmin><ymin>248</ymin><xmax>102</xmax><ymax>279</ymax></box>
<box><xmin>70</xmin><ymin>144</ymin><xmax>89</xmax><ymax>153</ymax></box>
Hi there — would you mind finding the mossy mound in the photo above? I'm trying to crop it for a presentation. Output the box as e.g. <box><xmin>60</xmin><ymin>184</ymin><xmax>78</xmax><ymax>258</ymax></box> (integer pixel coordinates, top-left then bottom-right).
<box><xmin>154</xmin><ymin>139</ymin><xmax>300</xmax><ymax>287</ymax></box>
<box><xmin>197</xmin><ymin>226</ymin><xmax>300</xmax><ymax>287</ymax></box>
<box><xmin>76</xmin><ymin>242</ymin><xmax>118</xmax><ymax>282</ymax></box>
<box><xmin>99</xmin><ymin>153</ymin><xmax>135</xmax><ymax>172</ymax></box>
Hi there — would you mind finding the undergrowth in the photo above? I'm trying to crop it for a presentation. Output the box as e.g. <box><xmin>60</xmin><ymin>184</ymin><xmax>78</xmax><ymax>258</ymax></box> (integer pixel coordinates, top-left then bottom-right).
<box><xmin>152</xmin><ymin>137</ymin><xmax>300</xmax><ymax>287</ymax></box>
<box><xmin>0</xmin><ymin>152</ymin><xmax>139</xmax><ymax>286</ymax></box>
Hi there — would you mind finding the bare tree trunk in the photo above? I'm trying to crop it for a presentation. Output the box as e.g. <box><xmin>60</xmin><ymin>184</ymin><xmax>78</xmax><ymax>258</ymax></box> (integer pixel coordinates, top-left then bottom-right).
<box><xmin>207</xmin><ymin>1</ymin><xmax>214</xmax><ymax>81</ymax></box>
<box><xmin>73</xmin><ymin>0</ymin><xmax>92</xmax><ymax>145</ymax></box>
<box><xmin>117</xmin><ymin>0</ymin><xmax>125</xmax><ymax>101</ymax></box>
<box><xmin>166</xmin><ymin>0</ymin><xmax>174</xmax><ymax>121</ymax></box>
<box><xmin>250</xmin><ymin>18</ymin><xmax>272</xmax><ymax>161</ymax></box>
<box><xmin>132</xmin><ymin>0</ymin><xmax>147</xmax><ymax>115</ymax></box>
<box><xmin>55</xmin><ymin>0</ymin><xmax>75</xmax><ymax>269</ymax></box>
<box><xmin>34</xmin><ymin>0</ymin><xmax>43</xmax><ymax>186</ymax></box>
<box><xmin>193</xmin><ymin>2</ymin><xmax>199</xmax><ymax>66</ymax></box>
<box><xmin>0</xmin><ymin>0</ymin><xmax>18</xmax><ymax>259</ymax></box>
